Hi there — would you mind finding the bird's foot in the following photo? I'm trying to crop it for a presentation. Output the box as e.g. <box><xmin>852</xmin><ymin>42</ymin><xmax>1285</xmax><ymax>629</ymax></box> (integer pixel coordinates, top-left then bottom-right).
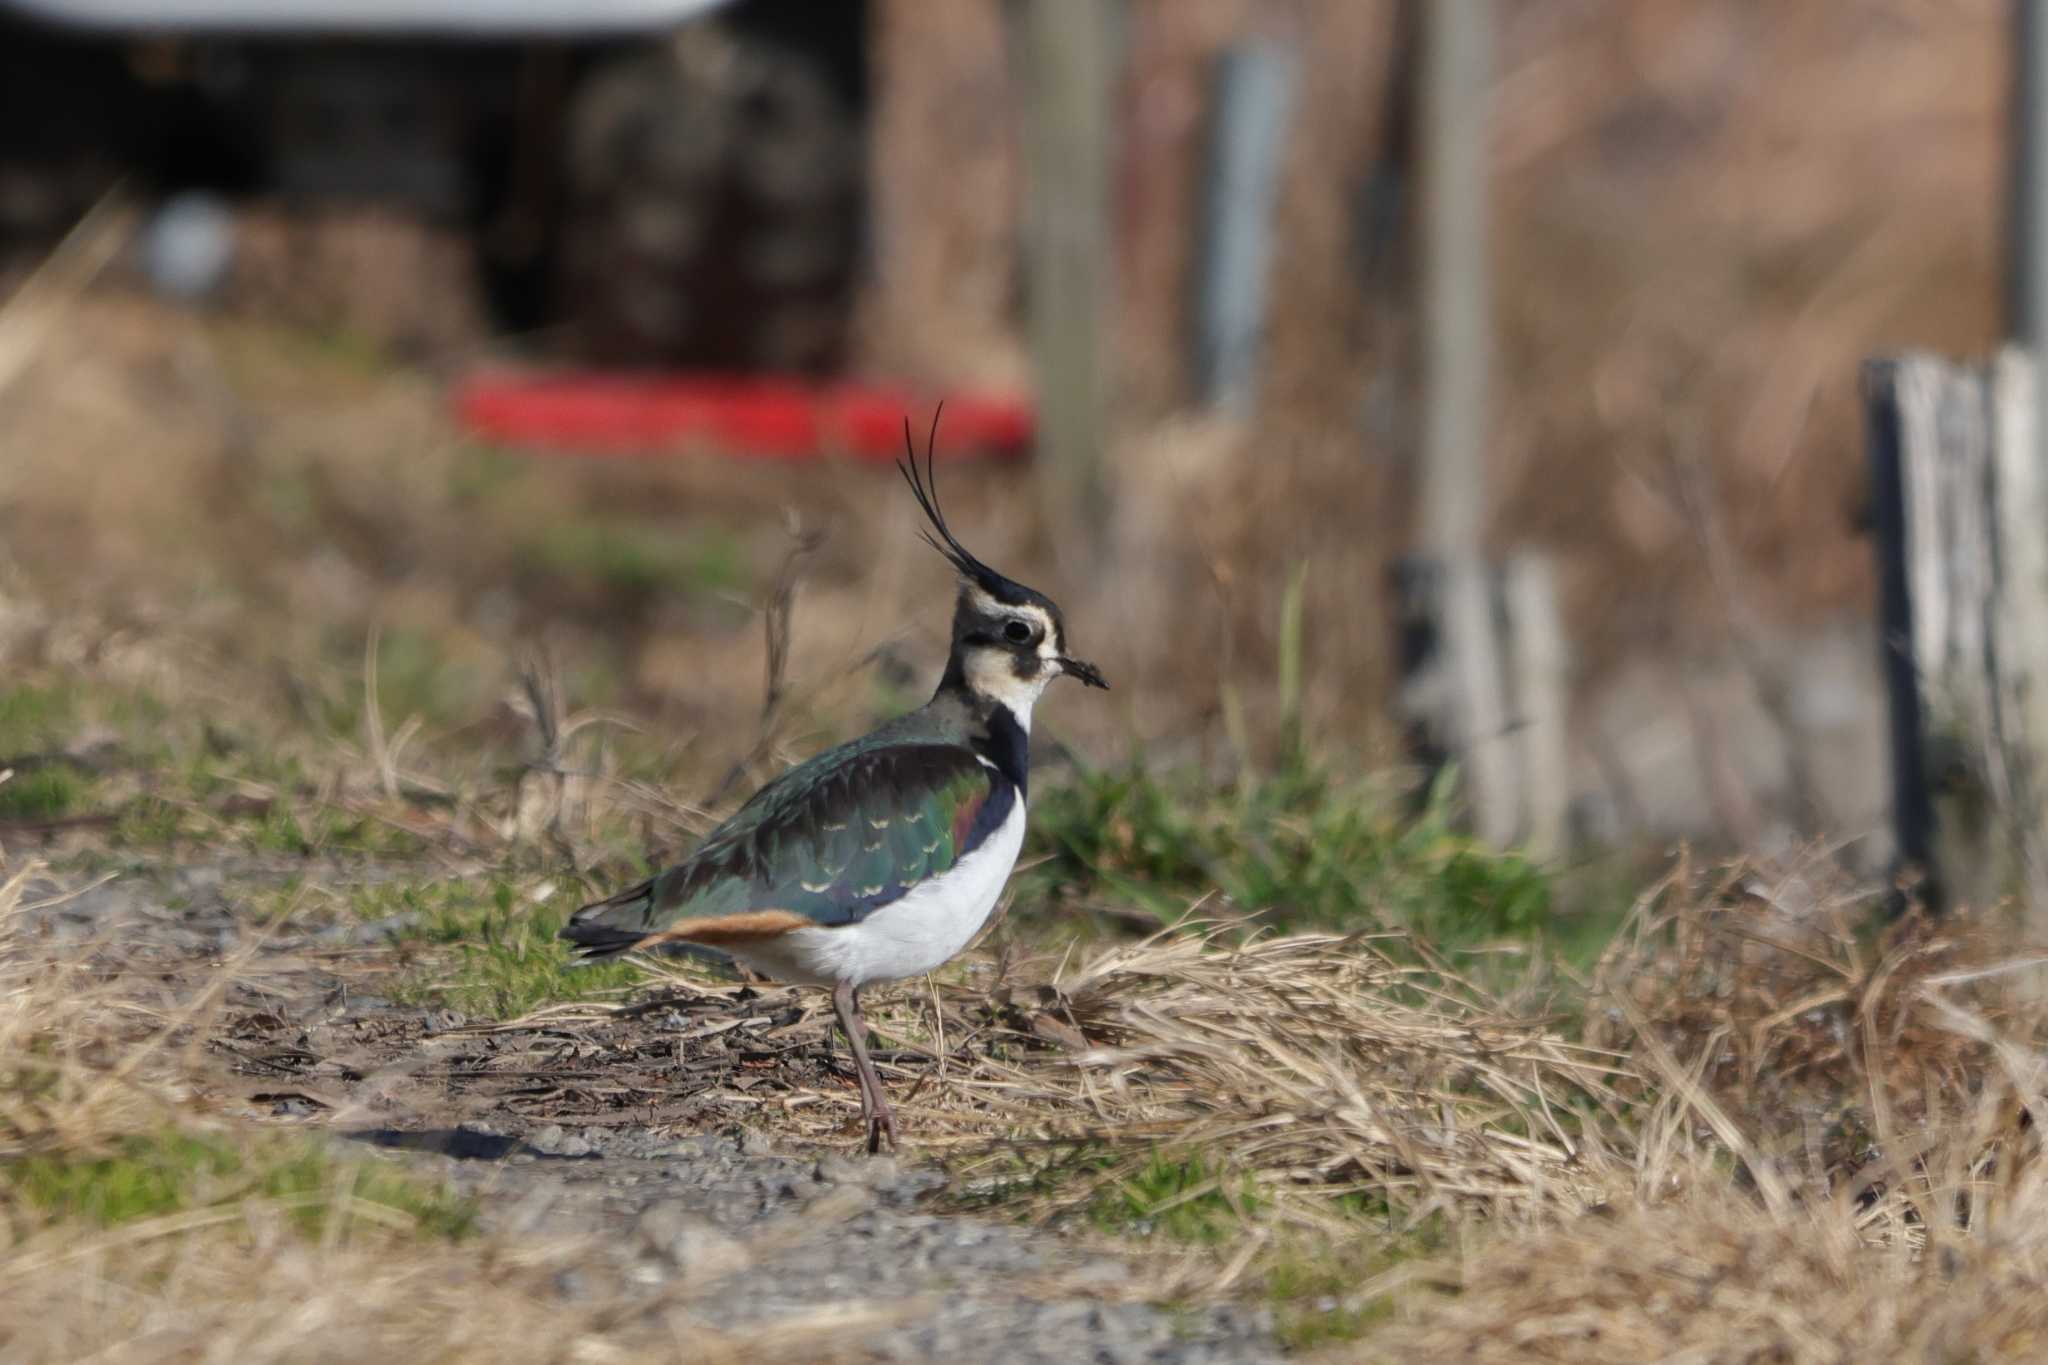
<box><xmin>865</xmin><ymin>1103</ymin><xmax>899</xmax><ymax>1155</ymax></box>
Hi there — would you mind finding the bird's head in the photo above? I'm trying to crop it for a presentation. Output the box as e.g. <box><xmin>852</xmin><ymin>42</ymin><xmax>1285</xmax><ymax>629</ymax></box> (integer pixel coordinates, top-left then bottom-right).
<box><xmin>898</xmin><ymin>414</ymin><xmax>1108</xmax><ymax>721</ymax></box>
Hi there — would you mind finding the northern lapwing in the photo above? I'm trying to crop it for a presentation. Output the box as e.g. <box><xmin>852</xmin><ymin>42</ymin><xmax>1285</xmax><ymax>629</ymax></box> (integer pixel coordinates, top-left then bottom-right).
<box><xmin>562</xmin><ymin>418</ymin><xmax>1108</xmax><ymax>1151</ymax></box>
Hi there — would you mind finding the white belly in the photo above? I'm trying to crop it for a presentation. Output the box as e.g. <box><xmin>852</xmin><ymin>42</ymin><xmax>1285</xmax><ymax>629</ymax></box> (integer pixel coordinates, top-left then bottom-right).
<box><xmin>728</xmin><ymin>799</ymin><xmax>1027</xmax><ymax>988</ymax></box>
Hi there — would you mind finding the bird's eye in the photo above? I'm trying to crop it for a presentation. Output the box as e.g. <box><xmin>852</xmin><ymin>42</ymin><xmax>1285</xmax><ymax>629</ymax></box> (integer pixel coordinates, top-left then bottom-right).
<box><xmin>1003</xmin><ymin>620</ymin><xmax>1033</xmax><ymax>644</ymax></box>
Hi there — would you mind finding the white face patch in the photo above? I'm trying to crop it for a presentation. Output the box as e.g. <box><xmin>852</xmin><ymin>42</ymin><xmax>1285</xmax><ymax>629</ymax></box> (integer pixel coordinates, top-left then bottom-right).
<box><xmin>954</xmin><ymin>586</ymin><xmax>1065</xmax><ymax>723</ymax></box>
<box><xmin>962</xmin><ymin>645</ymin><xmax>1051</xmax><ymax>729</ymax></box>
<box><xmin>1033</xmin><ymin>620</ymin><xmax>1061</xmax><ymax>666</ymax></box>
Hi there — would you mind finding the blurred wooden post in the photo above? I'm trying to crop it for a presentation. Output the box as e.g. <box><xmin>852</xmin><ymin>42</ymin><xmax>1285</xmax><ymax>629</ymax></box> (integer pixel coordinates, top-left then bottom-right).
<box><xmin>1865</xmin><ymin>358</ymin><xmax>1936</xmax><ymax>891</ymax></box>
<box><xmin>1865</xmin><ymin>351</ymin><xmax>2048</xmax><ymax>922</ymax></box>
<box><xmin>1417</xmin><ymin>0</ymin><xmax>1515</xmax><ymax>845</ymax></box>
<box><xmin>2007</xmin><ymin>3</ymin><xmax>2048</xmax><ymax>961</ymax></box>
<box><xmin>1192</xmin><ymin>40</ymin><xmax>1297</xmax><ymax>415</ymax></box>
<box><xmin>2011</xmin><ymin>0</ymin><xmax>2047</xmax><ymax>340</ymax></box>
<box><xmin>1015</xmin><ymin>0</ymin><xmax>1114</xmax><ymax>551</ymax></box>
<box><xmin>1393</xmin><ymin>554</ymin><xmax>1570</xmax><ymax>856</ymax></box>
<box><xmin>1503</xmin><ymin>554</ymin><xmax>1570</xmax><ymax>859</ymax></box>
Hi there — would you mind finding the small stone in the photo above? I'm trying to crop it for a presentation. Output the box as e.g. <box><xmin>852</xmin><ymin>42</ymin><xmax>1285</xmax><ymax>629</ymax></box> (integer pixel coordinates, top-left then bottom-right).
<box><xmin>799</xmin><ymin>1185</ymin><xmax>873</xmax><ymax>1221</ymax></box>
<box><xmin>736</xmin><ymin>1127</ymin><xmax>776</xmax><ymax>1158</ymax></box>
<box><xmin>1067</xmin><ymin>1258</ymin><xmax>1132</xmax><ymax>1289</ymax></box>
<box><xmin>814</xmin><ymin>1153</ymin><xmax>864</xmax><ymax>1185</ymax></box>
<box><xmin>554</xmin><ymin>1135</ymin><xmax>594</xmax><ymax>1158</ymax></box>
<box><xmin>637</xmin><ymin>1201</ymin><xmax>748</xmax><ymax>1277</ymax></box>
<box><xmin>531</xmin><ymin>1124</ymin><xmax>566</xmax><ymax>1151</ymax></box>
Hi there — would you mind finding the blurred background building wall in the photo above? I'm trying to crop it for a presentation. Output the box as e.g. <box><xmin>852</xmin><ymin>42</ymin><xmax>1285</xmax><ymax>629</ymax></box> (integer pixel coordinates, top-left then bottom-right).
<box><xmin>860</xmin><ymin>0</ymin><xmax>2002</xmax><ymax>866</ymax></box>
<box><xmin>0</xmin><ymin>0</ymin><xmax>2009</xmax><ymax>868</ymax></box>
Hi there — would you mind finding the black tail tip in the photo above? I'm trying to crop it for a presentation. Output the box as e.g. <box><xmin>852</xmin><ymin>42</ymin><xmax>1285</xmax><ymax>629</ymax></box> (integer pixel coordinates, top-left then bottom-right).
<box><xmin>557</xmin><ymin>916</ymin><xmax>645</xmax><ymax>960</ymax></box>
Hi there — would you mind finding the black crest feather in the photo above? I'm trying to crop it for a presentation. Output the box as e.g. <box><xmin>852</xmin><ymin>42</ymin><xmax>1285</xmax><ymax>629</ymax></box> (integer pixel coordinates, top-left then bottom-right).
<box><xmin>897</xmin><ymin>404</ymin><xmax>1000</xmax><ymax>588</ymax></box>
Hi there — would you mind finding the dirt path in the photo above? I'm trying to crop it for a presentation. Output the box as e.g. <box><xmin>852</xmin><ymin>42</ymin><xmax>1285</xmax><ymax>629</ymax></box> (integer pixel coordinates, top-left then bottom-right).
<box><xmin>22</xmin><ymin>857</ymin><xmax>1280</xmax><ymax>1364</ymax></box>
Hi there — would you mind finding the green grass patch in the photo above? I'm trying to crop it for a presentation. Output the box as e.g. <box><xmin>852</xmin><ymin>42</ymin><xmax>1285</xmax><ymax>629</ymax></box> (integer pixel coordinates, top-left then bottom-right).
<box><xmin>295</xmin><ymin>625</ymin><xmax>498</xmax><ymax>740</ymax></box>
<box><xmin>516</xmin><ymin>519</ymin><xmax>747</xmax><ymax>604</ymax></box>
<box><xmin>0</xmin><ymin>766</ymin><xmax>85</xmax><ymax>821</ymax></box>
<box><xmin>1089</xmin><ymin>1152</ymin><xmax>1261</xmax><ymax>1245</ymax></box>
<box><xmin>1087</xmin><ymin>1150</ymin><xmax>1444</xmax><ymax>1351</ymax></box>
<box><xmin>951</xmin><ymin>1146</ymin><xmax>1261</xmax><ymax>1246</ymax></box>
<box><xmin>961</xmin><ymin>1142</ymin><xmax>1439</xmax><ymax>1351</ymax></box>
<box><xmin>0</xmin><ymin>683</ymin><xmax>96</xmax><ymax>821</ymax></box>
<box><xmin>247</xmin><ymin>800</ymin><xmax>425</xmax><ymax>858</ymax></box>
<box><xmin>113</xmin><ymin>795</ymin><xmax>196</xmax><ymax>846</ymax></box>
<box><xmin>445</xmin><ymin>443</ymin><xmax>530</xmax><ymax>507</ymax></box>
<box><xmin>1262</xmin><ymin>1218</ymin><xmax>1444</xmax><ymax>1350</ymax></box>
<box><xmin>1026</xmin><ymin>761</ymin><xmax>1561</xmax><ymax>954</ymax></box>
<box><xmin>366</xmin><ymin>626</ymin><xmax>493</xmax><ymax>734</ymax></box>
<box><xmin>304</xmin><ymin>807</ymin><xmax>430</xmax><ymax>858</ymax></box>
<box><xmin>0</xmin><ymin>683</ymin><xmax>76</xmax><ymax>752</ymax></box>
<box><xmin>8</xmin><ymin>1129</ymin><xmax>476</xmax><ymax>1239</ymax></box>
<box><xmin>362</xmin><ymin>877</ymin><xmax>642</xmax><ymax>1019</ymax></box>
<box><xmin>0</xmin><ymin>679</ymin><xmax>213</xmax><ymax>826</ymax></box>
<box><xmin>0</xmin><ymin>679</ymin><xmax>179</xmax><ymax>762</ymax></box>
<box><xmin>111</xmin><ymin>788</ymin><xmax>430</xmax><ymax>859</ymax></box>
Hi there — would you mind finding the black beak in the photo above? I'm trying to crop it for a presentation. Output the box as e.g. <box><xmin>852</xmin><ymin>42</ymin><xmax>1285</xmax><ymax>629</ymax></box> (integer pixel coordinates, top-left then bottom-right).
<box><xmin>1058</xmin><ymin>656</ymin><xmax>1109</xmax><ymax>690</ymax></box>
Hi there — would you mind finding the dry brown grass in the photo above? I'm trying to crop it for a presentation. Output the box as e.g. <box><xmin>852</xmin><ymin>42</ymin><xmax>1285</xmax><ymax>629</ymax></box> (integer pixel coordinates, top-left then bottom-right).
<box><xmin>1589</xmin><ymin>851</ymin><xmax>2043</xmax><ymax>1177</ymax></box>
<box><xmin>8</xmin><ymin>642</ymin><xmax>2048</xmax><ymax>1361</ymax></box>
<box><xmin>613</xmin><ymin>855</ymin><xmax>2048</xmax><ymax>1353</ymax></box>
<box><xmin>0</xmin><ymin>863</ymin><xmax>911</xmax><ymax>1364</ymax></box>
<box><xmin>1331</xmin><ymin>856</ymin><xmax>2048</xmax><ymax>1361</ymax></box>
<box><xmin>3</xmin><ymin>504</ymin><xmax>2041</xmax><ymax>1356</ymax></box>
<box><xmin>513</xmin><ymin>848</ymin><xmax>2037</xmax><ymax>1228</ymax></box>
<box><xmin>0</xmin><ymin>7</ymin><xmax>2031</xmax><ymax>1355</ymax></box>
<box><xmin>0</xmin><ymin>1191</ymin><xmax>905</xmax><ymax>1365</ymax></box>
<box><xmin>1347</xmin><ymin>1169</ymin><xmax>2048</xmax><ymax>1364</ymax></box>
<box><xmin>876</xmin><ymin>928</ymin><xmax>1629</xmax><ymax>1227</ymax></box>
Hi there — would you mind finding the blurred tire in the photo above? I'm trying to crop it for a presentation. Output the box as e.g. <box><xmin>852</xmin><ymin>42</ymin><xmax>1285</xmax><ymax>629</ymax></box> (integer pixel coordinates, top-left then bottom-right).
<box><xmin>560</xmin><ymin>22</ymin><xmax>862</xmax><ymax>373</ymax></box>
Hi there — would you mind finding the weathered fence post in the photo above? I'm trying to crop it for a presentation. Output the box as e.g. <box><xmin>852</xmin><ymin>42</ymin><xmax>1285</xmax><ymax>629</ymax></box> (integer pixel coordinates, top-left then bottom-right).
<box><xmin>1014</xmin><ymin>0</ymin><xmax>1116</xmax><ymax>556</ymax></box>
<box><xmin>1392</xmin><ymin>551</ymin><xmax>1571</xmax><ymax>856</ymax></box>
<box><xmin>1865</xmin><ymin>350</ymin><xmax>2048</xmax><ymax>922</ymax></box>
<box><xmin>1503</xmin><ymin>554</ymin><xmax>1570</xmax><ymax>860</ymax></box>
<box><xmin>1416</xmin><ymin>0</ymin><xmax>1516</xmax><ymax>847</ymax></box>
<box><xmin>1191</xmin><ymin>40</ymin><xmax>1297</xmax><ymax>415</ymax></box>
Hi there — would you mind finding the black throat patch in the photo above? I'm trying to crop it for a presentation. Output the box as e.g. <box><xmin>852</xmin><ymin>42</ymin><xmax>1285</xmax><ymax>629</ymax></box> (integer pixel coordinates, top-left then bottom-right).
<box><xmin>977</xmin><ymin>705</ymin><xmax>1031</xmax><ymax>798</ymax></box>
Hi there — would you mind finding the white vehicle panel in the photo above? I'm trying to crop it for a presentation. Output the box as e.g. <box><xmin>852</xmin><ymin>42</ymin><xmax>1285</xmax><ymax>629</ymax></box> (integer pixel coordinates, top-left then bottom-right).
<box><xmin>1</xmin><ymin>0</ymin><xmax>733</xmax><ymax>36</ymax></box>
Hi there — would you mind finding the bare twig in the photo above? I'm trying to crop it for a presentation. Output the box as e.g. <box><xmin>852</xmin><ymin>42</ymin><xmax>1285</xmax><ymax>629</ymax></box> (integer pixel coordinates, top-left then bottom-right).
<box><xmin>709</xmin><ymin>513</ymin><xmax>825</xmax><ymax>807</ymax></box>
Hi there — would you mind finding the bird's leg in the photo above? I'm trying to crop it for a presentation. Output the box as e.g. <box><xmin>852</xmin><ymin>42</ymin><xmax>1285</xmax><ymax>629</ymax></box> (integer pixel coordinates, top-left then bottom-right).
<box><xmin>853</xmin><ymin>989</ymin><xmax>901</xmax><ymax>1153</ymax></box>
<box><xmin>831</xmin><ymin>980</ymin><xmax>897</xmax><ymax>1153</ymax></box>
<box><xmin>828</xmin><ymin>981</ymin><xmax>869</xmax><ymax>1122</ymax></box>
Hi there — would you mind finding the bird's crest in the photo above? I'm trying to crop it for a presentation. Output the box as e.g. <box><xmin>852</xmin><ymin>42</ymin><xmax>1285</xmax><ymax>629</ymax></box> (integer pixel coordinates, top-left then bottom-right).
<box><xmin>895</xmin><ymin>406</ymin><xmax>1031</xmax><ymax>605</ymax></box>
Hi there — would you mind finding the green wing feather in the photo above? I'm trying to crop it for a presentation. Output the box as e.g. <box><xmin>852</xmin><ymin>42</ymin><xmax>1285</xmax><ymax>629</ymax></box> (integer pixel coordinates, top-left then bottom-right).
<box><xmin>562</xmin><ymin>731</ymin><xmax>1013</xmax><ymax>954</ymax></box>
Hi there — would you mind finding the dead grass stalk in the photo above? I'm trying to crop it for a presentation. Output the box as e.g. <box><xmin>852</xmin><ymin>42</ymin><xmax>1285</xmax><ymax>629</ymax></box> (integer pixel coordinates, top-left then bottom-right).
<box><xmin>0</xmin><ymin>863</ymin><xmax>902</xmax><ymax>1362</ymax></box>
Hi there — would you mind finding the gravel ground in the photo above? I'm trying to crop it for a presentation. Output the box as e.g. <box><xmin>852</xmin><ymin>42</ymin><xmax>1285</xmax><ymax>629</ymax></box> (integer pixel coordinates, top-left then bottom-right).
<box><xmin>17</xmin><ymin>859</ymin><xmax>1283</xmax><ymax>1364</ymax></box>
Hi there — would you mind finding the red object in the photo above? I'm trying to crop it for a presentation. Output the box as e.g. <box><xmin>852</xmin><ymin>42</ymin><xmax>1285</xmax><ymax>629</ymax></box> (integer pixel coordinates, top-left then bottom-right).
<box><xmin>455</xmin><ymin>374</ymin><xmax>1035</xmax><ymax>462</ymax></box>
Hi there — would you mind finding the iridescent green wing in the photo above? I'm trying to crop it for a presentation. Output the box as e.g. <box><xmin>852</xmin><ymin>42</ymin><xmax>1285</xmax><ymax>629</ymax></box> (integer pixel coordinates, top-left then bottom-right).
<box><xmin>563</xmin><ymin>739</ymin><xmax>1014</xmax><ymax>950</ymax></box>
<box><xmin>737</xmin><ymin>741</ymin><xmax>1013</xmax><ymax>925</ymax></box>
